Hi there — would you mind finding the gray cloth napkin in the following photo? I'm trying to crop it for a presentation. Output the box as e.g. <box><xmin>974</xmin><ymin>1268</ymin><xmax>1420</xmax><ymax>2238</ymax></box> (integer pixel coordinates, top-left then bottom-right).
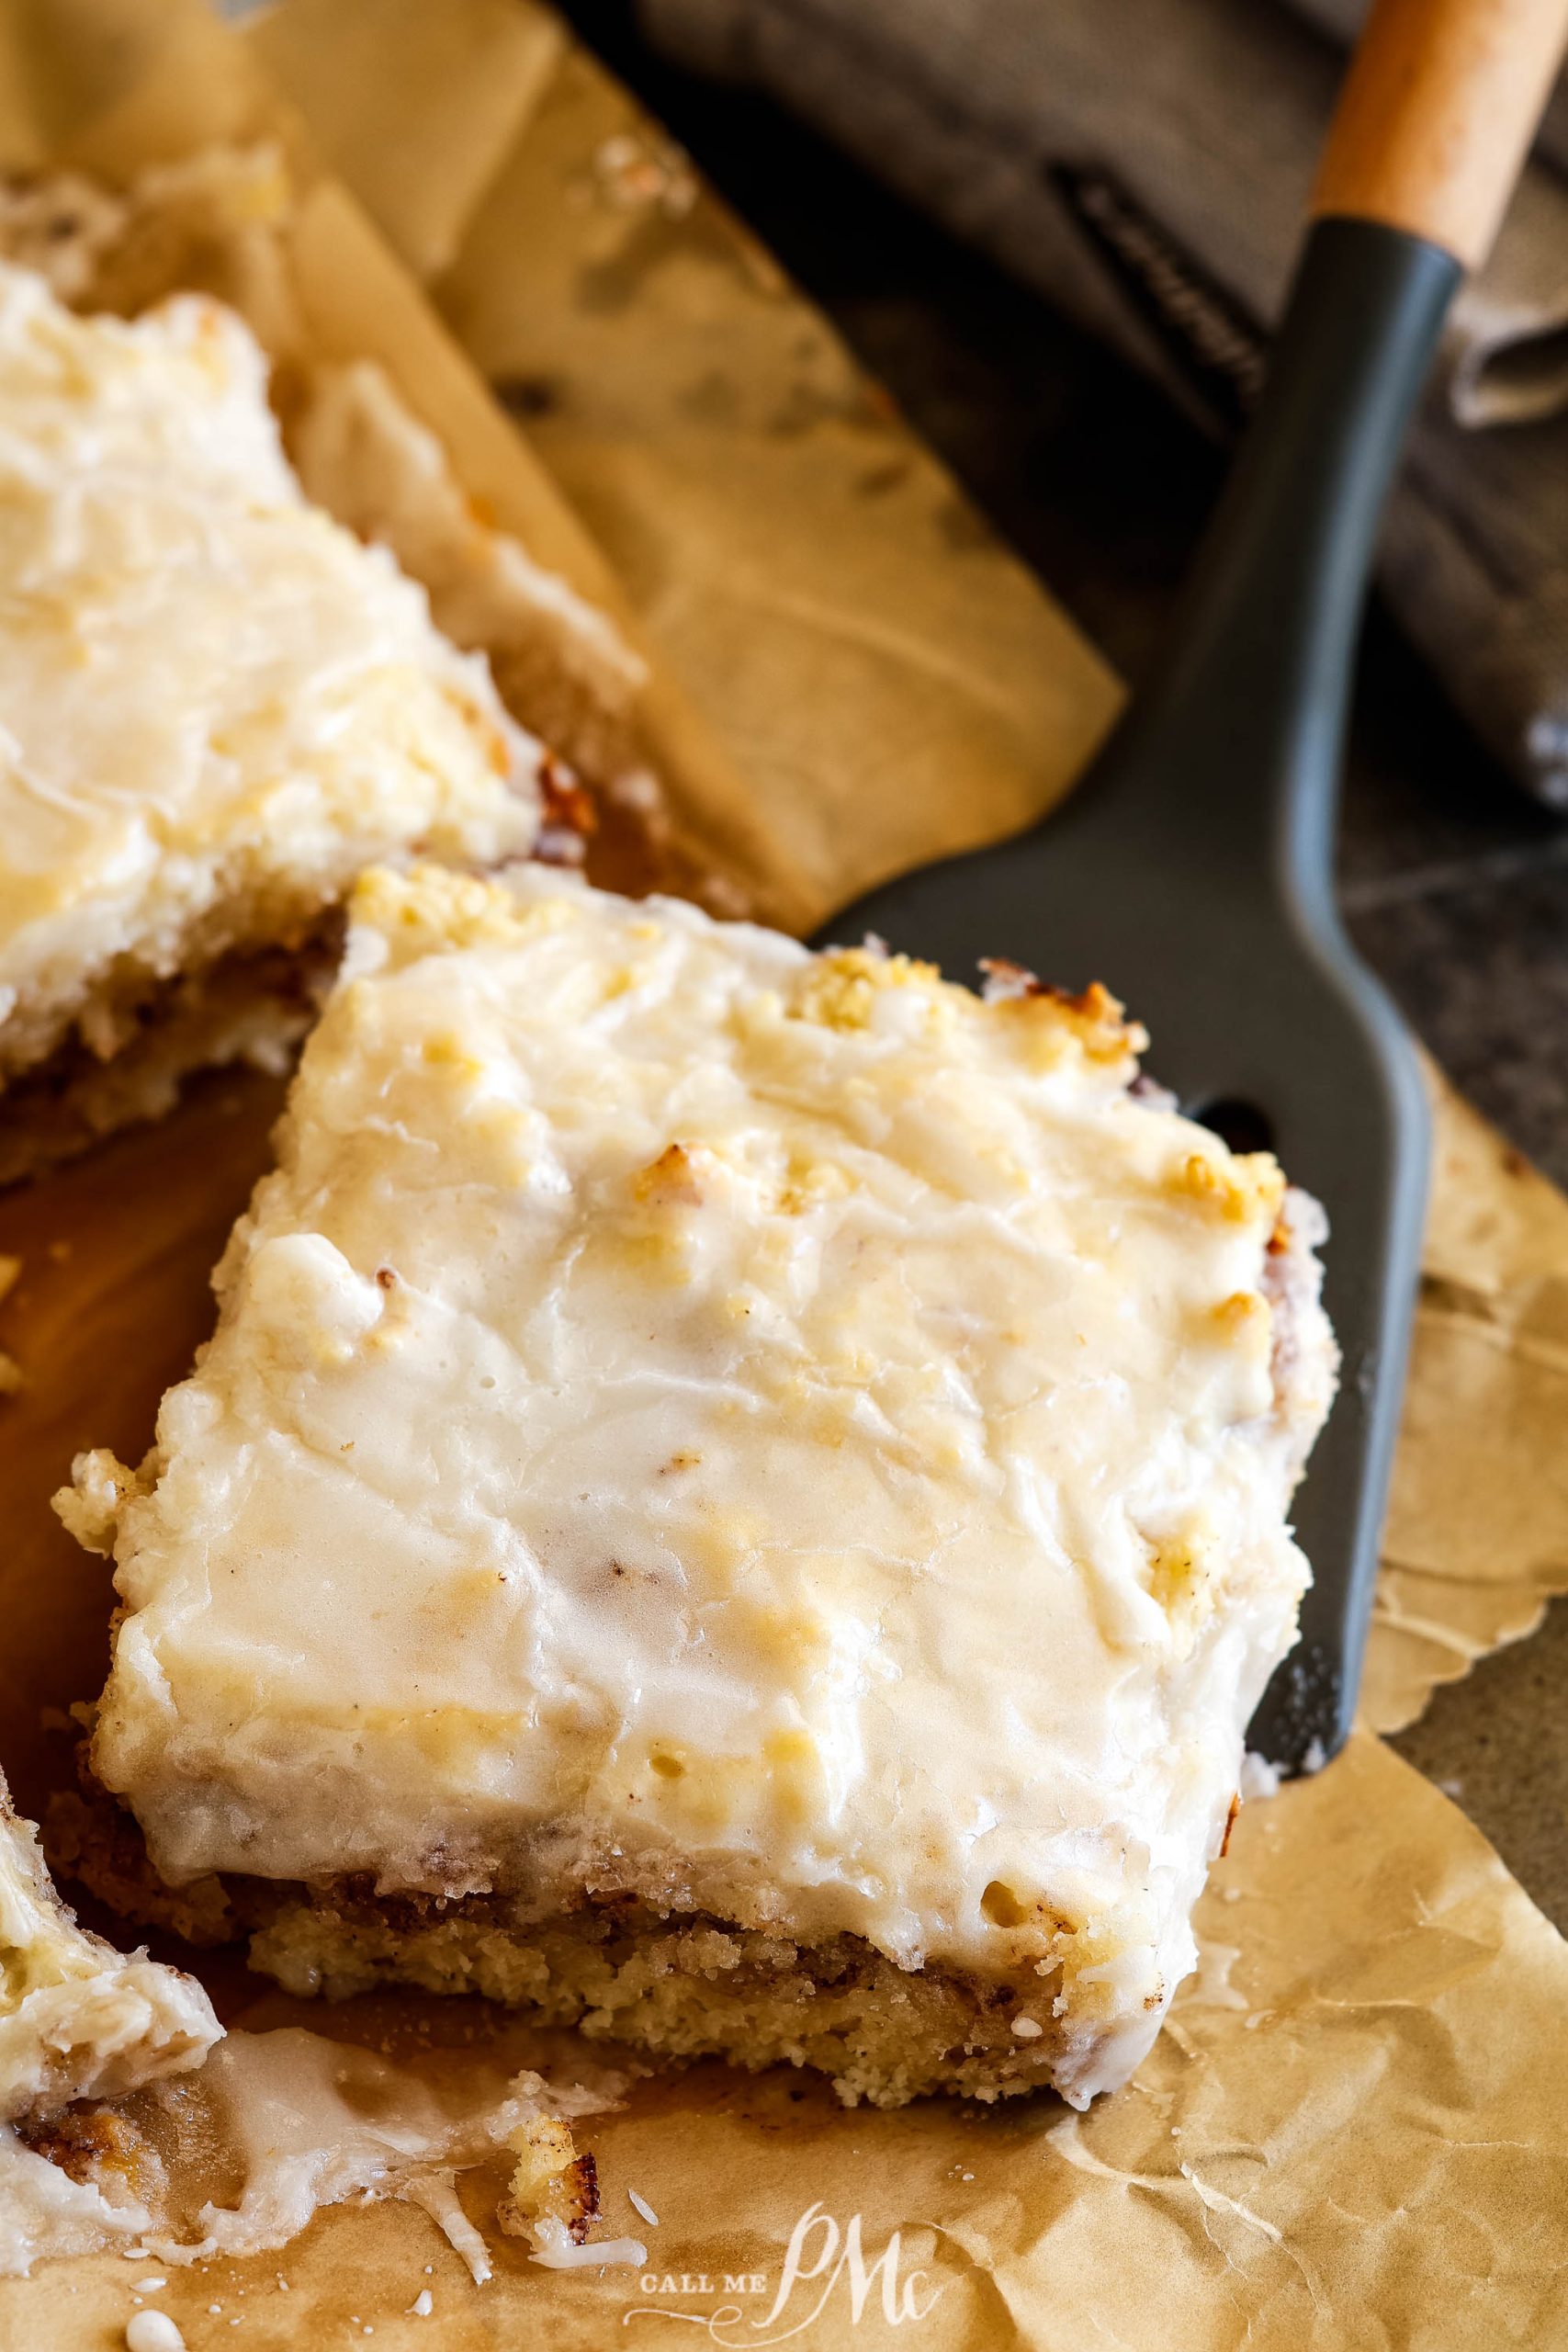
<box><xmin>640</xmin><ymin>0</ymin><xmax>1568</xmax><ymax>804</ymax></box>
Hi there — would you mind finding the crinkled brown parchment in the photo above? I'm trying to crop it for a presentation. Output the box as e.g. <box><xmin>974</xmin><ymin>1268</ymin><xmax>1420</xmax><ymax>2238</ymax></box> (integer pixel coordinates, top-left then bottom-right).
<box><xmin>0</xmin><ymin>3</ymin><xmax>1563</xmax><ymax>2346</ymax></box>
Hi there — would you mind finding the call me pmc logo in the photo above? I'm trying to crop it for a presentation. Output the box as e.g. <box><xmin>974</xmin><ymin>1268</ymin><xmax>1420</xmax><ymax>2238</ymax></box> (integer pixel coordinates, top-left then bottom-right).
<box><xmin>624</xmin><ymin>2201</ymin><xmax>942</xmax><ymax>2344</ymax></box>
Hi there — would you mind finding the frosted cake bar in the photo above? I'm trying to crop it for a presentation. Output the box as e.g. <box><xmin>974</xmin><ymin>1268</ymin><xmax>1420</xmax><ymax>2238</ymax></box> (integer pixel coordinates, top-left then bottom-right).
<box><xmin>0</xmin><ymin>261</ymin><xmax>541</xmax><ymax>1181</ymax></box>
<box><xmin>61</xmin><ymin>866</ymin><xmax>1336</xmax><ymax>2107</ymax></box>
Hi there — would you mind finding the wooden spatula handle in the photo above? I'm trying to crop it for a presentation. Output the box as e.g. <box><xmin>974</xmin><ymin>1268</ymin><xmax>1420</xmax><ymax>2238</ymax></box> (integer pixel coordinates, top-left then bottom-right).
<box><xmin>1312</xmin><ymin>0</ymin><xmax>1568</xmax><ymax>268</ymax></box>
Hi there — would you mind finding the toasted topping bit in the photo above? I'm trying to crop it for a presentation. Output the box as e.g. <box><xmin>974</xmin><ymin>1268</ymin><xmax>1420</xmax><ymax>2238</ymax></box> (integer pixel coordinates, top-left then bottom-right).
<box><xmin>788</xmin><ymin>945</ymin><xmax>946</xmax><ymax>1033</ymax></box>
<box><xmin>499</xmin><ymin>2114</ymin><xmax>599</xmax><ymax>2249</ymax></box>
<box><xmin>978</xmin><ymin>956</ymin><xmax>1039</xmax><ymax>1002</ymax></box>
<box><xmin>1144</xmin><ymin>1525</ymin><xmax>1225</xmax><ymax>1657</ymax></box>
<box><xmin>1176</xmin><ymin>1148</ymin><xmax>1286</xmax><ymax>1225</ymax></box>
<box><xmin>353</xmin><ymin>864</ymin><xmax>571</xmax><ymax>967</ymax></box>
<box><xmin>633</xmin><ymin>1143</ymin><xmax>708</xmax><ymax>1207</ymax></box>
<box><xmin>994</xmin><ymin>976</ymin><xmax>1147</xmax><ymax>1066</ymax></box>
<box><xmin>536</xmin><ymin>752</ymin><xmax>597</xmax><ymax>853</ymax></box>
<box><xmin>777</xmin><ymin>1150</ymin><xmax>851</xmax><ymax>1214</ymax></box>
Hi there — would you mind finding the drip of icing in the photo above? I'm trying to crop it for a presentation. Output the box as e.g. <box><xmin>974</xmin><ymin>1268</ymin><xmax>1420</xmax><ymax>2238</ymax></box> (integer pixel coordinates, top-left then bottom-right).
<box><xmin>1</xmin><ymin>2025</ymin><xmax>618</xmax><ymax>2279</ymax></box>
<box><xmin>530</xmin><ymin>2218</ymin><xmax>649</xmax><ymax>2271</ymax></box>
<box><xmin>400</xmin><ymin>2174</ymin><xmax>492</xmax><ymax>2287</ymax></box>
<box><xmin>1184</xmin><ymin>1939</ymin><xmax>1250</xmax><ymax>2014</ymax></box>
<box><xmin>0</xmin><ymin>2123</ymin><xmax>151</xmax><ymax>2271</ymax></box>
<box><xmin>156</xmin><ymin>2030</ymin><xmax>528</xmax><ymax>2264</ymax></box>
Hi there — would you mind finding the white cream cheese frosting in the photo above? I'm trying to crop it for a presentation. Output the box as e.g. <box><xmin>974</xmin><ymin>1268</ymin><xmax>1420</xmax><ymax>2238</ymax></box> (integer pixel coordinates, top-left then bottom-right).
<box><xmin>0</xmin><ymin>1772</ymin><xmax>219</xmax><ymax>2124</ymax></box>
<box><xmin>0</xmin><ymin>262</ymin><xmax>540</xmax><ymax>1080</ymax></box>
<box><xmin>69</xmin><ymin>865</ymin><xmax>1335</xmax><ymax>2101</ymax></box>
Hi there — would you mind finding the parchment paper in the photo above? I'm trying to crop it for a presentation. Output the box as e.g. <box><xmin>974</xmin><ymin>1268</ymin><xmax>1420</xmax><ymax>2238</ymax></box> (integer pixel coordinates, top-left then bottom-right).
<box><xmin>0</xmin><ymin>3</ymin><xmax>1564</xmax><ymax>2346</ymax></box>
<box><xmin>262</xmin><ymin>0</ymin><xmax>1122</xmax><ymax>934</ymax></box>
<box><xmin>1373</xmin><ymin>1064</ymin><xmax>1568</xmax><ymax>1730</ymax></box>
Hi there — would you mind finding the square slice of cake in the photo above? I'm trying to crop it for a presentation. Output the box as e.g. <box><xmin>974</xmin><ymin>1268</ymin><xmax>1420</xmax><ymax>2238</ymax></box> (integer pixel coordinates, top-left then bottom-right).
<box><xmin>59</xmin><ymin>865</ymin><xmax>1335</xmax><ymax>2108</ymax></box>
<box><xmin>0</xmin><ymin>261</ymin><xmax>542</xmax><ymax>1181</ymax></box>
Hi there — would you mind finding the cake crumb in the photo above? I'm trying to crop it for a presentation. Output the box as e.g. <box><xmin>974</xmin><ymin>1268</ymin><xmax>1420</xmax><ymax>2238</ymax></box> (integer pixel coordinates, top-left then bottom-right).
<box><xmin>498</xmin><ymin>2114</ymin><xmax>599</xmax><ymax>2247</ymax></box>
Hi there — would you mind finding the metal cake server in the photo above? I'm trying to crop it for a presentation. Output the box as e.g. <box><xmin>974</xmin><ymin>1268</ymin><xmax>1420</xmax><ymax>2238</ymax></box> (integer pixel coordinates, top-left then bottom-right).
<box><xmin>816</xmin><ymin>0</ymin><xmax>1568</xmax><ymax>1766</ymax></box>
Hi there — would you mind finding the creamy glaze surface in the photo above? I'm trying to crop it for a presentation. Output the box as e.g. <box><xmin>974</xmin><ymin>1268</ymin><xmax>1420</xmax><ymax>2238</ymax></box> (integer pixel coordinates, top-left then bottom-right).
<box><xmin>76</xmin><ymin>867</ymin><xmax>1335</xmax><ymax>2099</ymax></box>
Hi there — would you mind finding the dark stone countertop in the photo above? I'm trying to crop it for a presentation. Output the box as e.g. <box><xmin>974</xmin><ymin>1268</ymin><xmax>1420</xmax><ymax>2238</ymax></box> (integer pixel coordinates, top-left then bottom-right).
<box><xmin>564</xmin><ymin>3</ymin><xmax>1568</xmax><ymax>1928</ymax></box>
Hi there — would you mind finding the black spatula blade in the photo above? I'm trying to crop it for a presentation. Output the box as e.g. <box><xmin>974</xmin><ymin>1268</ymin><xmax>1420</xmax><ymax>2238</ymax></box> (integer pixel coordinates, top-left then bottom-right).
<box><xmin>817</xmin><ymin>221</ymin><xmax>1456</xmax><ymax>1768</ymax></box>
